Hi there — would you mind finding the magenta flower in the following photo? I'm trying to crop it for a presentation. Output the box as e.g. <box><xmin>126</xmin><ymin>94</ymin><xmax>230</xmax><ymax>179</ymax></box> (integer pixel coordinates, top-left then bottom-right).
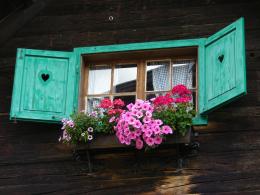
<box><xmin>145</xmin><ymin>111</ymin><xmax>152</xmax><ymax>118</ymax></box>
<box><xmin>154</xmin><ymin>136</ymin><xmax>163</xmax><ymax>145</ymax></box>
<box><xmin>145</xmin><ymin>137</ymin><xmax>155</xmax><ymax>146</ymax></box>
<box><xmin>162</xmin><ymin>125</ymin><xmax>173</xmax><ymax>134</ymax></box>
<box><xmin>136</xmin><ymin>139</ymin><xmax>143</xmax><ymax>150</ymax></box>
<box><xmin>136</xmin><ymin>111</ymin><xmax>143</xmax><ymax>118</ymax></box>
<box><xmin>143</xmin><ymin>116</ymin><xmax>151</xmax><ymax>124</ymax></box>
<box><xmin>155</xmin><ymin>119</ymin><xmax>163</xmax><ymax>126</ymax></box>
<box><xmin>133</xmin><ymin>120</ymin><xmax>142</xmax><ymax>128</ymax></box>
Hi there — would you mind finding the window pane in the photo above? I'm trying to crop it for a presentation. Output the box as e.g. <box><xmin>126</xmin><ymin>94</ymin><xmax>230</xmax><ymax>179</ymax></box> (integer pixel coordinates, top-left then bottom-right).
<box><xmin>146</xmin><ymin>60</ymin><xmax>170</xmax><ymax>91</ymax></box>
<box><xmin>113</xmin><ymin>95</ymin><xmax>136</xmax><ymax>108</ymax></box>
<box><xmin>88</xmin><ymin>65</ymin><xmax>111</xmax><ymax>94</ymax></box>
<box><xmin>172</xmin><ymin>60</ymin><xmax>195</xmax><ymax>89</ymax></box>
<box><xmin>86</xmin><ymin>96</ymin><xmax>109</xmax><ymax>113</ymax></box>
<box><xmin>113</xmin><ymin>64</ymin><xmax>137</xmax><ymax>93</ymax></box>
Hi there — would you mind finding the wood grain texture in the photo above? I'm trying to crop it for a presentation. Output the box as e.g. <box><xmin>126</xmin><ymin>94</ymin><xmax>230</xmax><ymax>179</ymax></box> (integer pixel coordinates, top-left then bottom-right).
<box><xmin>0</xmin><ymin>0</ymin><xmax>260</xmax><ymax>194</ymax></box>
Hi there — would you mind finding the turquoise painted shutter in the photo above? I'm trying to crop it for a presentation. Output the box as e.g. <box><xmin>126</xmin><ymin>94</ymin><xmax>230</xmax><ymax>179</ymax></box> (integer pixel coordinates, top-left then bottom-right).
<box><xmin>10</xmin><ymin>48</ymin><xmax>79</xmax><ymax>123</ymax></box>
<box><xmin>199</xmin><ymin>17</ymin><xmax>246</xmax><ymax>114</ymax></box>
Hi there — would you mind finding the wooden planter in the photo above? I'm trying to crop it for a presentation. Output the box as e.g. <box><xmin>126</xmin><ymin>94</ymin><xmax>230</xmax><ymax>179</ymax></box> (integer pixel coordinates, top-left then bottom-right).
<box><xmin>77</xmin><ymin>128</ymin><xmax>191</xmax><ymax>150</ymax></box>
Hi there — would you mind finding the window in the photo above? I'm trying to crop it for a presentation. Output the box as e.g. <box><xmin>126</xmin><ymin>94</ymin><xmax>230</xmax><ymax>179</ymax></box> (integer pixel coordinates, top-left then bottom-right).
<box><xmin>10</xmin><ymin>18</ymin><xmax>246</xmax><ymax>124</ymax></box>
<box><xmin>81</xmin><ymin>47</ymin><xmax>198</xmax><ymax>112</ymax></box>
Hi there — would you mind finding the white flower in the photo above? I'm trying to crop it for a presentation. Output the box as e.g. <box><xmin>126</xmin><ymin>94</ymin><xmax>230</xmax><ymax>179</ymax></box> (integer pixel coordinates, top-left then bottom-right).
<box><xmin>88</xmin><ymin>135</ymin><xmax>93</xmax><ymax>140</ymax></box>
<box><xmin>87</xmin><ymin>127</ymin><xmax>93</xmax><ymax>132</ymax></box>
<box><xmin>81</xmin><ymin>132</ymin><xmax>86</xmax><ymax>137</ymax></box>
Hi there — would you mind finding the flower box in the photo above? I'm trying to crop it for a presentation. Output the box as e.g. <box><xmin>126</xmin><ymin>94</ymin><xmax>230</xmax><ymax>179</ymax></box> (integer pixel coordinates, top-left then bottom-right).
<box><xmin>76</xmin><ymin>128</ymin><xmax>191</xmax><ymax>150</ymax></box>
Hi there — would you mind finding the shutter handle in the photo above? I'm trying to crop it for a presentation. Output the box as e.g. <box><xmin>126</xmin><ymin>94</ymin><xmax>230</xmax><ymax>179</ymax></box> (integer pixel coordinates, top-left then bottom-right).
<box><xmin>218</xmin><ymin>54</ymin><xmax>224</xmax><ymax>63</ymax></box>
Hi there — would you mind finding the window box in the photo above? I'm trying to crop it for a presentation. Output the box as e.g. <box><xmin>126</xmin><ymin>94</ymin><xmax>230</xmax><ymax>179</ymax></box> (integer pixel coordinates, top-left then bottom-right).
<box><xmin>76</xmin><ymin>128</ymin><xmax>191</xmax><ymax>150</ymax></box>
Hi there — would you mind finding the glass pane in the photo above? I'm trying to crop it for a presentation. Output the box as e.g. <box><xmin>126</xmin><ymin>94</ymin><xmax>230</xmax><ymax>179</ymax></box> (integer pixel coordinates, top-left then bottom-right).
<box><xmin>146</xmin><ymin>60</ymin><xmax>170</xmax><ymax>91</ymax></box>
<box><xmin>113</xmin><ymin>64</ymin><xmax>137</xmax><ymax>93</ymax></box>
<box><xmin>172</xmin><ymin>60</ymin><xmax>195</xmax><ymax>89</ymax></box>
<box><xmin>113</xmin><ymin>95</ymin><xmax>136</xmax><ymax>109</ymax></box>
<box><xmin>86</xmin><ymin>96</ymin><xmax>109</xmax><ymax>113</ymax></box>
<box><xmin>88</xmin><ymin>64</ymin><xmax>111</xmax><ymax>94</ymax></box>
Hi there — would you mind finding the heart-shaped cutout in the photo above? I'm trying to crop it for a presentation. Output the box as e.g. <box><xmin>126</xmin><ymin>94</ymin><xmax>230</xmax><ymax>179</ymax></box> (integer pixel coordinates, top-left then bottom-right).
<box><xmin>41</xmin><ymin>73</ymin><xmax>49</xmax><ymax>82</ymax></box>
<box><xmin>218</xmin><ymin>54</ymin><xmax>224</xmax><ymax>63</ymax></box>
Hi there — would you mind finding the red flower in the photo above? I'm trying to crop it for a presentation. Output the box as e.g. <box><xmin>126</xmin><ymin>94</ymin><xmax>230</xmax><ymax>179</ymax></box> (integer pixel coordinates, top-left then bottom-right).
<box><xmin>171</xmin><ymin>84</ymin><xmax>191</xmax><ymax>96</ymax></box>
<box><xmin>153</xmin><ymin>95</ymin><xmax>174</xmax><ymax>106</ymax></box>
<box><xmin>99</xmin><ymin>98</ymin><xmax>113</xmax><ymax>109</ymax></box>
<box><xmin>113</xmin><ymin>98</ymin><xmax>125</xmax><ymax>108</ymax></box>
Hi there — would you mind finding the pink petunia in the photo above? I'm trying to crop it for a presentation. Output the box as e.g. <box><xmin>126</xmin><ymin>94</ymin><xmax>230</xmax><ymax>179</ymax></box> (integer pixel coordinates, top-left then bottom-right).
<box><xmin>145</xmin><ymin>129</ymin><xmax>153</xmax><ymax>137</ymax></box>
<box><xmin>145</xmin><ymin>137</ymin><xmax>155</xmax><ymax>146</ymax></box>
<box><xmin>126</xmin><ymin>103</ymin><xmax>134</xmax><ymax>110</ymax></box>
<box><xmin>133</xmin><ymin>120</ymin><xmax>142</xmax><ymax>128</ymax></box>
<box><xmin>136</xmin><ymin>111</ymin><xmax>143</xmax><ymax>118</ymax></box>
<box><xmin>143</xmin><ymin>116</ymin><xmax>151</xmax><ymax>124</ymax></box>
<box><xmin>162</xmin><ymin>125</ymin><xmax>173</xmax><ymax>134</ymax></box>
<box><xmin>154</xmin><ymin>136</ymin><xmax>163</xmax><ymax>145</ymax></box>
<box><xmin>155</xmin><ymin>119</ymin><xmax>163</xmax><ymax>126</ymax></box>
<box><xmin>135</xmin><ymin>139</ymin><xmax>143</xmax><ymax>150</ymax></box>
<box><xmin>145</xmin><ymin>111</ymin><xmax>152</xmax><ymax>118</ymax></box>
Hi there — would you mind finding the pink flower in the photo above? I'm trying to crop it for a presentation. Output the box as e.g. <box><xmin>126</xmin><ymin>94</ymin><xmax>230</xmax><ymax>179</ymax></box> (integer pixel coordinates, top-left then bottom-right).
<box><xmin>126</xmin><ymin>103</ymin><xmax>134</xmax><ymax>110</ymax></box>
<box><xmin>145</xmin><ymin>111</ymin><xmax>152</xmax><ymax>118</ymax></box>
<box><xmin>162</xmin><ymin>125</ymin><xmax>173</xmax><ymax>134</ymax></box>
<box><xmin>109</xmin><ymin>116</ymin><xmax>115</xmax><ymax>123</ymax></box>
<box><xmin>128</xmin><ymin>117</ymin><xmax>136</xmax><ymax>125</ymax></box>
<box><xmin>133</xmin><ymin>120</ymin><xmax>142</xmax><ymax>128</ymax></box>
<box><xmin>153</xmin><ymin>126</ymin><xmax>161</xmax><ymax>134</ymax></box>
<box><xmin>135</xmin><ymin>129</ymin><xmax>142</xmax><ymax>136</ymax></box>
<box><xmin>141</xmin><ymin>124</ymin><xmax>149</xmax><ymax>132</ymax></box>
<box><xmin>142</xmin><ymin>103</ymin><xmax>150</xmax><ymax>111</ymax></box>
<box><xmin>145</xmin><ymin>129</ymin><xmax>153</xmax><ymax>137</ymax></box>
<box><xmin>124</xmin><ymin>129</ymin><xmax>131</xmax><ymax>136</ymax></box>
<box><xmin>125</xmin><ymin>137</ymin><xmax>131</xmax><ymax>145</ymax></box>
<box><xmin>154</xmin><ymin>136</ymin><xmax>163</xmax><ymax>145</ymax></box>
<box><xmin>136</xmin><ymin>139</ymin><xmax>143</xmax><ymax>150</ymax></box>
<box><xmin>155</xmin><ymin>119</ymin><xmax>163</xmax><ymax>126</ymax></box>
<box><xmin>136</xmin><ymin>111</ymin><xmax>143</xmax><ymax>118</ymax></box>
<box><xmin>143</xmin><ymin>116</ymin><xmax>151</xmax><ymax>124</ymax></box>
<box><xmin>145</xmin><ymin>137</ymin><xmax>155</xmax><ymax>146</ymax></box>
<box><xmin>129</xmin><ymin>132</ymin><xmax>136</xmax><ymax>140</ymax></box>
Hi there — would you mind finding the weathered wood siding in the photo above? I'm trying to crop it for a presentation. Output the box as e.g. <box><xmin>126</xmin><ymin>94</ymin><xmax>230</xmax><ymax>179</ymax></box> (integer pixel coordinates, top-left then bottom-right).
<box><xmin>0</xmin><ymin>0</ymin><xmax>260</xmax><ymax>194</ymax></box>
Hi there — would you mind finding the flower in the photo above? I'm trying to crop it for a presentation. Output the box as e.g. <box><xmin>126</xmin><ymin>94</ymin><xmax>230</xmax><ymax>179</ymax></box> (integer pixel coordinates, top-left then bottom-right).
<box><xmin>88</xmin><ymin>135</ymin><xmax>93</xmax><ymax>140</ymax></box>
<box><xmin>99</xmin><ymin>98</ymin><xmax>113</xmax><ymax>109</ymax></box>
<box><xmin>109</xmin><ymin>116</ymin><xmax>116</xmax><ymax>123</ymax></box>
<box><xmin>113</xmin><ymin>98</ymin><xmax>125</xmax><ymax>108</ymax></box>
<box><xmin>162</xmin><ymin>125</ymin><xmax>173</xmax><ymax>134</ymax></box>
<box><xmin>154</xmin><ymin>136</ymin><xmax>163</xmax><ymax>145</ymax></box>
<box><xmin>143</xmin><ymin>116</ymin><xmax>151</xmax><ymax>124</ymax></box>
<box><xmin>136</xmin><ymin>139</ymin><xmax>143</xmax><ymax>149</ymax></box>
<box><xmin>81</xmin><ymin>132</ymin><xmax>86</xmax><ymax>137</ymax></box>
<box><xmin>171</xmin><ymin>84</ymin><xmax>191</xmax><ymax>96</ymax></box>
<box><xmin>145</xmin><ymin>137</ymin><xmax>154</xmax><ymax>146</ymax></box>
<box><xmin>145</xmin><ymin>111</ymin><xmax>152</xmax><ymax>118</ymax></box>
<box><xmin>87</xmin><ymin>127</ymin><xmax>93</xmax><ymax>132</ymax></box>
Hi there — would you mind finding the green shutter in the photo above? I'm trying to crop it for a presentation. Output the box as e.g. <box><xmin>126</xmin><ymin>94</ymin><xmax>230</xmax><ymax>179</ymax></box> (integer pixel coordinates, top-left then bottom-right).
<box><xmin>199</xmin><ymin>17</ymin><xmax>246</xmax><ymax>114</ymax></box>
<box><xmin>10</xmin><ymin>48</ymin><xmax>79</xmax><ymax>123</ymax></box>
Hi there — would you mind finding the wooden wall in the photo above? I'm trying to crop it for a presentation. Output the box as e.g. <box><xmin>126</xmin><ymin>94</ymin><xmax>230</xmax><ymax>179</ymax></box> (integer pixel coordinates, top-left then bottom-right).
<box><xmin>1</xmin><ymin>0</ymin><xmax>260</xmax><ymax>194</ymax></box>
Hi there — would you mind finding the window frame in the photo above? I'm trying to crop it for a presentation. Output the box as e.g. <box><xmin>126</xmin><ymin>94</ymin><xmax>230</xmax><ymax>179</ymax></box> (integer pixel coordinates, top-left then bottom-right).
<box><xmin>74</xmin><ymin>38</ymin><xmax>208</xmax><ymax>125</ymax></box>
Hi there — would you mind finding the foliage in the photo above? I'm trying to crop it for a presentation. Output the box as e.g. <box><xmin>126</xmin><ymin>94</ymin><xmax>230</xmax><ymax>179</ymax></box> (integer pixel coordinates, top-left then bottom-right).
<box><xmin>152</xmin><ymin>85</ymin><xmax>196</xmax><ymax>136</ymax></box>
